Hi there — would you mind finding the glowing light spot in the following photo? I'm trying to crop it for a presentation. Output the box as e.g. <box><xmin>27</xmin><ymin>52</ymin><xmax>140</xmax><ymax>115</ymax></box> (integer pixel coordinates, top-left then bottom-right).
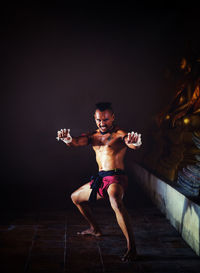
<box><xmin>179</xmin><ymin>96</ymin><xmax>184</xmax><ymax>103</ymax></box>
<box><xmin>165</xmin><ymin>115</ymin><xmax>170</xmax><ymax>120</ymax></box>
<box><xmin>180</xmin><ymin>58</ymin><xmax>187</xmax><ymax>69</ymax></box>
<box><xmin>183</xmin><ymin>118</ymin><xmax>190</xmax><ymax>124</ymax></box>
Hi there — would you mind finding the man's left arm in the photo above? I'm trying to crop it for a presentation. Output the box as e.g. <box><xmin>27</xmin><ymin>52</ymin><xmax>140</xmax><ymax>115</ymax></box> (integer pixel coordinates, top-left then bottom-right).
<box><xmin>122</xmin><ymin>131</ymin><xmax>142</xmax><ymax>150</ymax></box>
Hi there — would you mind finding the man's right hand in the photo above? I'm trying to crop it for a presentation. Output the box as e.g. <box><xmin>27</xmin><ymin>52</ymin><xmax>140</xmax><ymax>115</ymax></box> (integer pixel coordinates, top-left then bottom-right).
<box><xmin>56</xmin><ymin>128</ymin><xmax>72</xmax><ymax>144</ymax></box>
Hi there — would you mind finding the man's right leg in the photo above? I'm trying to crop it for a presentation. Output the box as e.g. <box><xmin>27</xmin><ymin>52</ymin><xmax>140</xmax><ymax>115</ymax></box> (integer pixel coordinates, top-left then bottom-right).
<box><xmin>71</xmin><ymin>182</ymin><xmax>103</xmax><ymax>236</ymax></box>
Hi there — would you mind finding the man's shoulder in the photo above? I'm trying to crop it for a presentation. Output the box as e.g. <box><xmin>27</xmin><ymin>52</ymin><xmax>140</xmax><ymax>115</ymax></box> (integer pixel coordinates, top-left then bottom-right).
<box><xmin>113</xmin><ymin>127</ymin><xmax>128</xmax><ymax>143</ymax></box>
<box><xmin>115</xmin><ymin>127</ymin><xmax>127</xmax><ymax>136</ymax></box>
<box><xmin>90</xmin><ymin>130</ymin><xmax>98</xmax><ymax>136</ymax></box>
<box><xmin>80</xmin><ymin>130</ymin><xmax>98</xmax><ymax>145</ymax></box>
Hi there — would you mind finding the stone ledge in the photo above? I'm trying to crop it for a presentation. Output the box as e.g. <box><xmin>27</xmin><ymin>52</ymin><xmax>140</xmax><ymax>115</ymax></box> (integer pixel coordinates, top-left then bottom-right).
<box><xmin>128</xmin><ymin>162</ymin><xmax>200</xmax><ymax>256</ymax></box>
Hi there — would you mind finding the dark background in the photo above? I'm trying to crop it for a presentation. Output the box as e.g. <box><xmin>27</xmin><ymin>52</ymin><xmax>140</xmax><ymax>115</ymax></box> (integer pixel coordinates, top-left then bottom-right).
<box><xmin>1</xmin><ymin>3</ymin><xmax>200</xmax><ymax>211</ymax></box>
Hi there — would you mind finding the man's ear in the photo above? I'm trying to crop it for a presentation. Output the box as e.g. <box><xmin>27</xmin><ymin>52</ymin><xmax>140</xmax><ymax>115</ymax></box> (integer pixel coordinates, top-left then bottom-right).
<box><xmin>112</xmin><ymin>114</ymin><xmax>115</xmax><ymax>121</ymax></box>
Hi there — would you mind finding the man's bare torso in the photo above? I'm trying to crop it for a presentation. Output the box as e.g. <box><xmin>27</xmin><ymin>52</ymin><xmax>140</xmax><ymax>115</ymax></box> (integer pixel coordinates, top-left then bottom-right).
<box><xmin>57</xmin><ymin>108</ymin><xmax>141</xmax><ymax>171</ymax></box>
<box><xmin>90</xmin><ymin>127</ymin><xmax>127</xmax><ymax>171</ymax></box>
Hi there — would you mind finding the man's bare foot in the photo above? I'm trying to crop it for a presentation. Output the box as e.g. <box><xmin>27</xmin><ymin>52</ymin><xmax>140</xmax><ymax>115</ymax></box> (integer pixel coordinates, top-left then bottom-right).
<box><xmin>77</xmin><ymin>228</ymin><xmax>102</xmax><ymax>237</ymax></box>
<box><xmin>121</xmin><ymin>249</ymin><xmax>138</xmax><ymax>262</ymax></box>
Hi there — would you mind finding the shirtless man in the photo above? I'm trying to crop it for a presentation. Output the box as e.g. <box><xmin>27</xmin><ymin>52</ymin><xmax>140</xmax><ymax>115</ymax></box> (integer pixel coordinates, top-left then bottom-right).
<box><xmin>57</xmin><ymin>102</ymin><xmax>142</xmax><ymax>262</ymax></box>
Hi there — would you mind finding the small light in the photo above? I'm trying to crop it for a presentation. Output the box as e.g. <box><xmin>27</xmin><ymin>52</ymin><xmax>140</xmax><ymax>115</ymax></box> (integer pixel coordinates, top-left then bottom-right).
<box><xmin>180</xmin><ymin>58</ymin><xmax>187</xmax><ymax>69</ymax></box>
<box><xmin>179</xmin><ymin>96</ymin><xmax>184</xmax><ymax>103</ymax></box>
<box><xmin>183</xmin><ymin>118</ymin><xmax>190</xmax><ymax>124</ymax></box>
<box><xmin>165</xmin><ymin>115</ymin><xmax>170</xmax><ymax>120</ymax></box>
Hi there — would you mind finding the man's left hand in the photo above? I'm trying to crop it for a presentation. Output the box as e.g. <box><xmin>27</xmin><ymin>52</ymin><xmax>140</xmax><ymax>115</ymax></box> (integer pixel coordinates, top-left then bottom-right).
<box><xmin>125</xmin><ymin>131</ymin><xmax>142</xmax><ymax>147</ymax></box>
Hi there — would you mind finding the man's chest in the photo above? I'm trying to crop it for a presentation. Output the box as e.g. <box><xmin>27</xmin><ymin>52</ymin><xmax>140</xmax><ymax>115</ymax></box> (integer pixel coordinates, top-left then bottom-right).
<box><xmin>92</xmin><ymin>133</ymin><xmax>124</xmax><ymax>151</ymax></box>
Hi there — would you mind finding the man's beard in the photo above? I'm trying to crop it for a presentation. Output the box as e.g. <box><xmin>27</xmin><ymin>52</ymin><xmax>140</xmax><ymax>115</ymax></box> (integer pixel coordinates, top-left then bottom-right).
<box><xmin>99</xmin><ymin>125</ymin><xmax>114</xmax><ymax>134</ymax></box>
<box><xmin>100</xmin><ymin>127</ymin><xmax>108</xmax><ymax>134</ymax></box>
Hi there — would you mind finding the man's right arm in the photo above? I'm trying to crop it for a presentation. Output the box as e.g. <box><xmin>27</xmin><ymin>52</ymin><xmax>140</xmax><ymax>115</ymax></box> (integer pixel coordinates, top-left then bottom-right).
<box><xmin>67</xmin><ymin>135</ymin><xmax>91</xmax><ymax>147</ymax></box>
<box><xmin>57</xmin><ymin>129</ymin><xmax>92</xmax><ymax>147</ymax></box>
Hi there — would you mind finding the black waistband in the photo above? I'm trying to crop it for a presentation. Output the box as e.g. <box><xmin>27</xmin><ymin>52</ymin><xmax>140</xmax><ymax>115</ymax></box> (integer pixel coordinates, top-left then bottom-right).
<box><xmin>98</xmin><ymin>169</ymin><xmax>126</xmax><ymax>177</ymax></box>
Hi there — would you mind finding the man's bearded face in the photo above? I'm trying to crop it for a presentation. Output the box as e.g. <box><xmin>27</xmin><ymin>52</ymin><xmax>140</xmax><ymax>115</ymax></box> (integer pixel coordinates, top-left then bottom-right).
<box><xmin>94</xmin><ymin>109</ymin><xmax>115</xmax><ymax>133</ymax></box>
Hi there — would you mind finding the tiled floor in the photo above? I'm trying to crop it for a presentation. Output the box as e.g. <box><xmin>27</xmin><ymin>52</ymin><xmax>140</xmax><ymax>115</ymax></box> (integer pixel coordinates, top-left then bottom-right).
<box><xmin>0</xmin><ymin>203</ymin><xmax>199</xmax><ymax>273</ymax></box>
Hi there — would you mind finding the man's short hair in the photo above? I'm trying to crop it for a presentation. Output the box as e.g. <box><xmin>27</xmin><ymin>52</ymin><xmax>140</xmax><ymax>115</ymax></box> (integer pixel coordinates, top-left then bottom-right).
<box><xmin>95</xmin><ymin>102</ymin><xmax>113</xmax><ymax>113</ymax></box>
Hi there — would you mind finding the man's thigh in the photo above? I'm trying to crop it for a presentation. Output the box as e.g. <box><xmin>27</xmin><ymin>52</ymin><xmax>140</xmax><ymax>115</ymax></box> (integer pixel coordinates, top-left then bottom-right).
<box><xmin>107</xmin><ymin>183</ymin><xmax>124</xmax><ymax>200</ymax></box>
<box><xmin>72</xmin><ymin>182</ymin><xmax>102</xmax><ymax>203</ymax></box>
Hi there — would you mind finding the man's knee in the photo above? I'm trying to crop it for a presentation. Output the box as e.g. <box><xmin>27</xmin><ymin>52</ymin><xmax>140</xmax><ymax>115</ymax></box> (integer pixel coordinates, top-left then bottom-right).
<box><xmin>110</xmin><ymin>197</ymin><xmax>124</xmax><ymax>212</ymax></box>
<box><xmin>71</xmin><ymin>191</ymin><xmax>79</xmax><ymax>205</ymax></box>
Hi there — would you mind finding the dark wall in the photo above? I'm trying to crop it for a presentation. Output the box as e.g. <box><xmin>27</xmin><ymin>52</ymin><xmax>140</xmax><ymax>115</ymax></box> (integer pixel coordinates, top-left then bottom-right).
<box><xmin>1</xmin><ymin>4</ymin><xmax>200</xmax><ymax>210</ymax></box>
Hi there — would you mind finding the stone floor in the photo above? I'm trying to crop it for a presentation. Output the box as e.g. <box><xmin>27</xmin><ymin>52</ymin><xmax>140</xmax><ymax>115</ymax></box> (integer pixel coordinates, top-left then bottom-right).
<box><xmin>0</xmin><ymin>202</ymin><xmax>199</xmax><ymax>273</ymax></box>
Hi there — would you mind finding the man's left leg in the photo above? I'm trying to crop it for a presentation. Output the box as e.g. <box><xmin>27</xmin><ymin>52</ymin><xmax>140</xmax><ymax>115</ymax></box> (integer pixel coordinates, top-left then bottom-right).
<box><xmin>107</xmin><ymin>183</ymin><xmax>137</xmax><ymax>262</ymax></box>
